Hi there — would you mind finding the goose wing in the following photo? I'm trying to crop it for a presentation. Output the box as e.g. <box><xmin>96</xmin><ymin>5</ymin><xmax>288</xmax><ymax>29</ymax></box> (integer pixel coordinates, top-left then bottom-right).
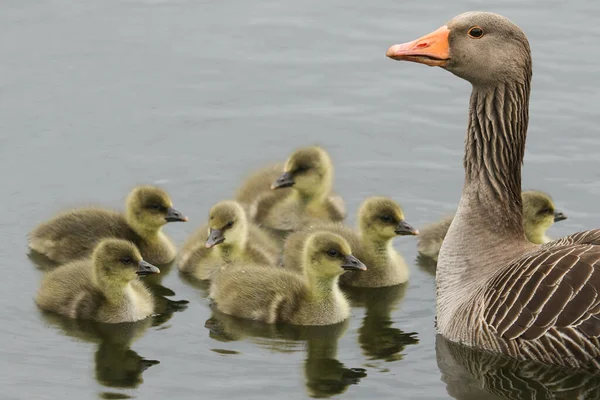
<box><xmin>484</xmin><ymin>230</ymin><xmax>600</xmax><ymax>341</ymax></box>
<box><xmin>542</xmin><ymin>230</ymin><xmax>600</xmax><ymax>248</ymax></box>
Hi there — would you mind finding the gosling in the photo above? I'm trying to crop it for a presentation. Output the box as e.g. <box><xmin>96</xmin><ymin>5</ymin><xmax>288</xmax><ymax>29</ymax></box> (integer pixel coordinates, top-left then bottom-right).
<box><xmin>235</xmin><ymin>146</ymin><xmax>346</xmax><ymax>231</ymax></box>
<box><xmin>418</xmin><ymin>190</ymin><xmax>567</xmax><ymax>262</ymax></box>
<box><xmin>36</xmin><ymin>239</ymin><xmax>160</xmax><ymax>323</ymax></box>
<box><xmin>178</xmin><ymin>200</ymin><xmax>279</xmax><ymax>280</ymax></box>
<box><xmin>28</xmin><ymin>185</ymin><xmax>187</xmax><ymax>265</ymax></box>
<box><xmin>209</xmin><ymin>232</ymin><xmax>366</xmax><ymax>326</ymax></box>
<box><xmin>284</xmin><ymin>197</ymin><xmax>418</xmax><ymax>287</ymax></box>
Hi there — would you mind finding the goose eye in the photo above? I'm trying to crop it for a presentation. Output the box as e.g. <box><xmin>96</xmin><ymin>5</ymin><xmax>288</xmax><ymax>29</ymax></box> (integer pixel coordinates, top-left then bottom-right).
<box><xmin>121</xmin><ymin>256</ymin><xmax>132</xmax><ymax>265</ymax></box>
<box><xmin>326</xmin><ymin>249</ymin><xmax>339</xmax><ymax>258</ymax></box>
<box><xmin>295</xmin><ymin>165</ymin><xmax>309</xmax><ymax>173</ymax></box>
<box><xmin>468</xmin><ymin>26</ymin><xmax>484</xmax><ymax>39</ymax></box>
<box><xmin>225</xmin><ymin>221</ymin><xmax>234</xmax><ymax>229</ymax></box>
<box><xmin>380</xmin><ymin>215</ymin><xmax>393</xmax><ymax>223</ymax></box>
<box><xmin>150</xmin><ymin>204</ymin><xmax>165</xmax><ymax>212</ymax></box>
<box><xmin>538</xmin><ymin>208</ymin><xmax>552</xmax><ymax>216</ymax></box>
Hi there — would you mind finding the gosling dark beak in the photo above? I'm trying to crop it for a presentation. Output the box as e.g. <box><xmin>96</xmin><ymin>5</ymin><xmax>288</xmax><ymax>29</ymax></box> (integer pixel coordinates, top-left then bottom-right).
<box><xmin>554</xmin><ymin>210</ymin><xmax>567</xmax><ymax>222</ymax></box>
<box><xmin>341</xmin><ymin>254</ymin><xmax>367</xmax><ymax>271</ymax></box>
<box><xmin>139</xmin><ymin>359</ymin><xmax>160</xmax><ymax>371</ymax></box>
<box><xmin>271</xmin><ymin>171</ymin><xmax>295</xmax><ymax>190</ymax></box>
<box><xmin>165</xmin><ymin>207</ymin><xmax>188</xmax><ymax>222</ymax></box>
<box><xmin>205</xmin><ymin>228</ymin><xmax>225</xmax><ymax>248</ymax></box>
<box><xmin>395</xmin><ymin>220</ymin><xmax>419</xmax><ymax>236</ymax></box>
<box><xmin>137</xmin><ymin>260</ymin><xmax>160</xmax><ymax>276</ymax></box>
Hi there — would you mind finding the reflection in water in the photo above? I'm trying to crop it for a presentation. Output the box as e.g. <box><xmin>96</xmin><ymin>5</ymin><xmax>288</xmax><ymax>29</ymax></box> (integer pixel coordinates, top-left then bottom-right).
<box><xmin>40</xmin><ymin>313</ymin><xmax>158</xmax><ymax>389</ymax></box>
<box><xmin>344</xmin><ymin>284</ymin><xmax>419</xmax><ymax>362</ymax></box>
<box><xmin>205</xmin><ymin>309</ymin><xmax>367</xmax><ymax>398</ymax></box>
<box><xmin>436</xmin><ymin>334</ymin><xmax>600</xmax><ymax>400</ymax></box>
<box><xmin>99</xmin><ymin>392</ymin><xmax>133</xmax><ymax>400</ymax></box>
<box><xmin>142</xmin><ymin>262</ymin><xmax>190</xmax><ymax>327</ymax></box>
<box><xmin>178</xmin><ymin>270</ymin><xmax>212</xmax><ymax>298</ymax></box>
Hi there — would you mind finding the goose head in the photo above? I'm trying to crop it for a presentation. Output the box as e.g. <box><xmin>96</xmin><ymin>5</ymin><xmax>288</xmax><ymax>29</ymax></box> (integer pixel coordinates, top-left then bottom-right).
<box><xmin>522</xmin><ymin>190</ymin><xmax>566</xmax><ymax>244</ymax></box>
<box><xmin>386</xmin><ymin>11</ymin><xmax>531</xmax><ymax>86</ymax></box>
<box><xmin>205</xmin><ymin>201</ymin><xmax>248</xmax><ymax>249</ymax></box>
<box><xmin>271</xmin><ymin>146</ymin><xmax>334</xmax><ymax>198</ymax></box>
<box><xmin>126</xmin><ymin>186</ymin><xmax>187</xmax><ymax>231</ymax></box>
<box><xmin>303</xmin><ymin>232</ymin><xmax>367</xmax><ymax>279</ymax></box>
<box><xmin>358</xmin><ymin>197</ymin><xmax>418</xmax><ymax>240</ymax></box>
<box><xmin>93</xmin><ymin>239</ymin><xmax>160</xmax><ymax>285</ymax></box>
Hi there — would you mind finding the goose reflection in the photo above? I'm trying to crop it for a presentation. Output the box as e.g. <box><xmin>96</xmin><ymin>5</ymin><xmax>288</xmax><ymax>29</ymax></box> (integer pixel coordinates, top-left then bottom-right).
<box><xmin>40</xmin><ymin>313</ymin><xmax>159</xmax><ymax>389</ymax></box>
<box><xmin>205</xmin><ymin>308</ymin><xmax>367</xmax><ymax>398</ymax></box>
<box><xmin>436</xmin><ymin>334</ymin><xmax>600</xmax><ymax>400</ymax></box>
<box><xmin>344</xmin><ymin>284</ymin><xmax>419</xmax><ymax>362</ymax></box>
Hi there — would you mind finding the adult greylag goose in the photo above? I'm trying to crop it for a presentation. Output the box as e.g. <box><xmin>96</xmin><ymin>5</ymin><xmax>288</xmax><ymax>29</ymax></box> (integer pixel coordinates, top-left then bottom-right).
<box><xmin>387</xmin><ymin>11</ymin><xmax>600</xmax><ymax>370</ymax></box>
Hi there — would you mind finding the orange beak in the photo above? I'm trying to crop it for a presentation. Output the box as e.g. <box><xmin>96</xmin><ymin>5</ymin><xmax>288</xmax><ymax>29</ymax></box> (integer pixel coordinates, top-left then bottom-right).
<box><xmin>386</xmin><ymin>26</ymin><xmax>450</xmax><ymax>67</ymax></box>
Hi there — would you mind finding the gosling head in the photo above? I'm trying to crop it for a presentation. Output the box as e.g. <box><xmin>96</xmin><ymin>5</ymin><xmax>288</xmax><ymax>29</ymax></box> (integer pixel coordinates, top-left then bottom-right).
<box><xmin>358</xmin><ymin>197</ymin><xmax>418</xmax><ymax>241</ymax></box>
<box><xmin>271</xmin><ymin>146</ymin><xmax>333</xmax><ymax>197</ymax></box>
<box><xmin>303</xmin><ymin>232</ymin><xmax>367</xmax><ymax>278</ymax></box>
<box><xmin>522</xmin><ymin>190</ymin><xmax>566</xmax><ymax>244</ymax></box>
<box><xmin>92</xmin><ymin>239</ymin><xmax>160</xmax><ymax>284</ymax></box>
<box><xmin>205</xmin><ymin>201</ymin><xmax>248</xmax><ymax>249</ymax></box>
<box><xmin>126</xmin><ymin>186</ymin><xmax>188</xmax><ymax>230</ymax></box>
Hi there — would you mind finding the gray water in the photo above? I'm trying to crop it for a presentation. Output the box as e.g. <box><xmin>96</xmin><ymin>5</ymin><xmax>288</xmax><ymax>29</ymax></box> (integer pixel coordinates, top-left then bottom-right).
<box><xmin>2</xmin><ymin>0</ymin><xmax>600</xmax><ymax>399</ymax></box>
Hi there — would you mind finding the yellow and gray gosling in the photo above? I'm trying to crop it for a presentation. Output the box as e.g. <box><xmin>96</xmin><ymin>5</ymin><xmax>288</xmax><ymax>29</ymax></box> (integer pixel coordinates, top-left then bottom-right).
<box><xmin>284</xmin><ymin>196</ymin><xmax>418</xmax><ymax>287</ymax></box>
<box><xmin>36</xmin><ymin>239</ymin><xmax>160</xmax><ymax>323</ymax></box>
<box><xmin>417</xmin><ymin>190</ymin><xmax>567</xmax><ymax>262</ymax></box>
<box><xmin>235</xmin><ymin>146</ymin><xmax>346</xmax><ymax>231</ymax></box>
<box><xmin>209</xmin><ymin>232</ymin><xmax>366</xmax><ymax>326</ymax></box>
<box><xmin>28</xmin><ymin>185</ymin><xmax>187</xmax><ymax>265</ymax></box>
<box><xmin>178</xmin><ymin>200</ymin><xmax>279</xmax><ymax>281</ymax></box>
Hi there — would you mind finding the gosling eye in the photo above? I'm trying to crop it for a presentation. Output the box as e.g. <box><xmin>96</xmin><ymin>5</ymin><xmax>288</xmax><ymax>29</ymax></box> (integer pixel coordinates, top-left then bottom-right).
<box><xmin>380</xmin><ymin>215</ymin><xmax>393</xmax><ymax>223</ymax></box>
<box><xmin>150</xmin><ymin>204</ymin><xmax>166</xmax><ymax>212</ymax></box>
<box><xmin>467</xmin><ymin>26</ymin><xmax>484</xmax><ymax>39</ymax></box>
<box><xmin>326</xmin><ymin>249</ymin><xmax>339</xmax><ymax>258</ymax></box>
<box><xmin>224</xmin><ymin>221</ymin><xmax>234</xmax><ymax>229</ymax></box>
<box><xmin>121</xmin><ymin>256</ymin><xmax>133</xmax><ymax>265</ymax></box>
<box><xmin>538</xmin><ymin>208</ymin><xmax>553</xmax><ymax>216</ymax></box>
<box><xmin>295</xmin><ymin>165</ymin><xmax>310</xmax><ymax>173</ymax></box>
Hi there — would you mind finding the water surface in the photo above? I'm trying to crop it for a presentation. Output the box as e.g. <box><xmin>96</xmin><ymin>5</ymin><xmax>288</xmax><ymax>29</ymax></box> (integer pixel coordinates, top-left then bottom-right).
<box><xmin>2</xmin><ymin>0</ymin><xmax>600</xmax><ymax>399</ymax></box>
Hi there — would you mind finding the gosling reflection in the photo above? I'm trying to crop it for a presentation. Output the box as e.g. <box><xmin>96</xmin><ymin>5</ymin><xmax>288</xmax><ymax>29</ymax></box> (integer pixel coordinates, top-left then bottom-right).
<box><xmin>205</xmin><ymin>309</ymin><xmax>367</xmax><ymax>398</ymax></box>
<box><xmin>436</xmin><ymin>334</ymin><xmax>600</xmax><ymax>400</ymax></box>
<box><xmin>41</xmin><ymin>313</ymin><xmax>158</xmax><ymax>389</ymax></box>
<box><xmin>344</xmin><ymin>284</ymin><xmax>419</xmax><ymax>362</ymax></box>
<box><xmin>178</xmin><ymin>269</ymin><xmax>212</xmax><ymax>298</ymax></box>
<box><xmin>142</xmin><ymin>262</ymin><xmax>190</xmax><ymax>326</ymax></box>
<box><xmin>303</xmin><ymin>329</ymin><xmax>367</xmax><ymax>399</ymax></box>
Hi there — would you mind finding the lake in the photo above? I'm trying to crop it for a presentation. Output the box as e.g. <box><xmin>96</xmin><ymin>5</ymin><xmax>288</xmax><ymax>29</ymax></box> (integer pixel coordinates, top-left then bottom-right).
<box><xmin>2</xmin><ymin>0</ymin><xmax>600</xmax><ymax>399</ymax></box>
